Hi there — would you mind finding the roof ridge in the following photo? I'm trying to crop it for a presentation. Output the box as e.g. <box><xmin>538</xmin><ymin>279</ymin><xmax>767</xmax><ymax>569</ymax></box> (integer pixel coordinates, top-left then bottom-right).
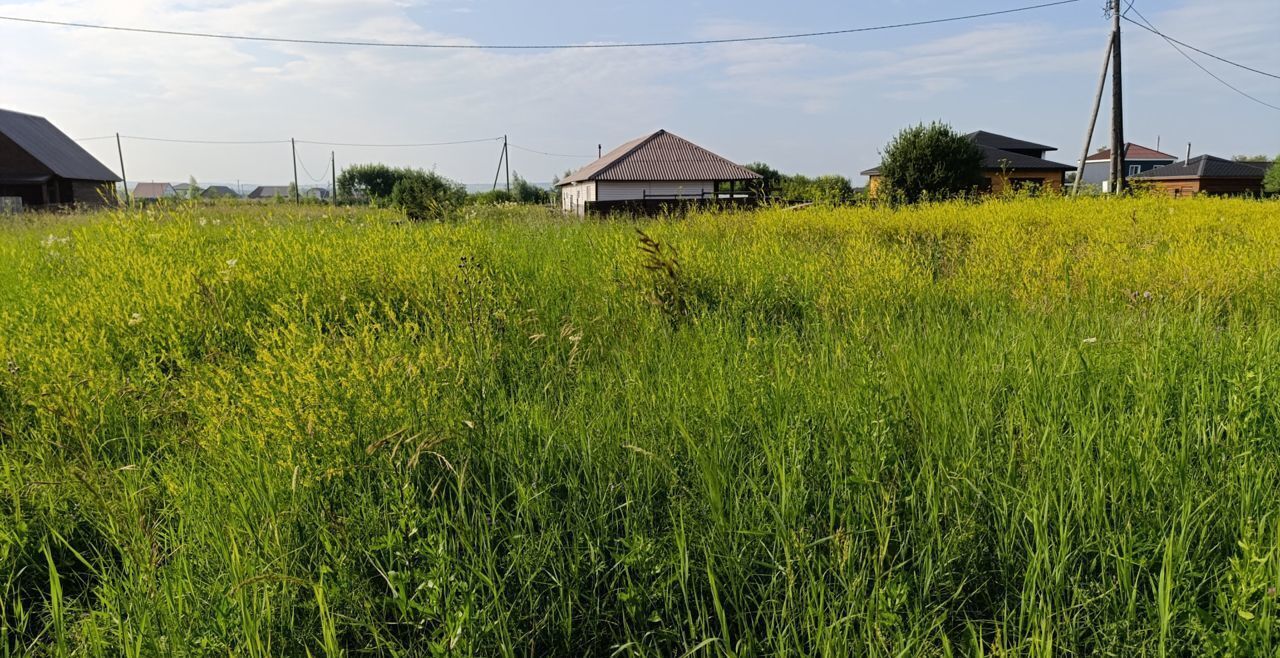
<box><xmin>591</xmin><ymin>129</ymin><xmax>667</xmax><ymax>180</ymax></box>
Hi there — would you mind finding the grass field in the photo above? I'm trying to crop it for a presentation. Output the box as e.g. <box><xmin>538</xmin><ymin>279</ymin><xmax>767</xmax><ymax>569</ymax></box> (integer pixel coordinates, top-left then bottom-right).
<box><xmin>2</xmin><ymin>197</ymin><xmax>1280</xmax><ymax>656</ymax></box>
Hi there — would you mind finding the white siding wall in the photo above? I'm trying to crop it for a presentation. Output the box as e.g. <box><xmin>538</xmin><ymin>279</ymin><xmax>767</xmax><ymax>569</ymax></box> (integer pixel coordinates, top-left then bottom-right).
<box><xmin>596</xmin><ymin>181</ymin><xmax>714</xmax><ymax>201</ymax></box>
<box><xmin>560</xmin><ymin>182</ymin><xmax>596</xmax><ymax>216</ymax></box>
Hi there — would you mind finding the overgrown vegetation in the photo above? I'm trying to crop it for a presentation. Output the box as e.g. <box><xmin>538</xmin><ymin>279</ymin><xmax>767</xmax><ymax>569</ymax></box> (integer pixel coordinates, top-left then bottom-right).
<box><xmin>876</xmin><ymin>121</ymin><xmax>985</xmax><ymax>202</ymax></box>
<box><xmin>2</xmin><ymin>196</ymin><xmax>1280</xmax><ymax>655</ymax></box>
<box><xmin>745</xmin><ymin>162</ymin><xmax>860</xmax><ymax>204</ymax></box>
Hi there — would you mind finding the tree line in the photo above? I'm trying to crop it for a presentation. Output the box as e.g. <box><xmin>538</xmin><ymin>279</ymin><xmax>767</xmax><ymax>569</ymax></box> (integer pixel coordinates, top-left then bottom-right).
<box><xmin>336</xmin><ymin>164</ymin><xmax>554</xmax><ymax>220</ymax></box>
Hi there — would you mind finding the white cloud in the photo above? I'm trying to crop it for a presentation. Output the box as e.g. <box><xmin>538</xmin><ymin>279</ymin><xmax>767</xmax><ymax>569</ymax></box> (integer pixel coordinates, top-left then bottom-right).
<box><xmin>0</xmin><ymin>0</ymin><xmax>1274</xmax><ymax>184</ymax></box>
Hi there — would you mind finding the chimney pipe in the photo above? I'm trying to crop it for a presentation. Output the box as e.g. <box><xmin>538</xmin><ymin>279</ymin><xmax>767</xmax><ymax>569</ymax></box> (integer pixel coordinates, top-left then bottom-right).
<box><xmin>1156</xmin><ymin>135</ymin><xmax>1160</xmax><ymax>151</ymax></box>
<box><xmin>1186</xmin><ymin>143</ymin><xmax>1191</xmax><ymax>164</ymax></box>
<box><xmin>598</xmin><ymin>144</ymin><xmax>602</xmax><ymax>159</ymax></box>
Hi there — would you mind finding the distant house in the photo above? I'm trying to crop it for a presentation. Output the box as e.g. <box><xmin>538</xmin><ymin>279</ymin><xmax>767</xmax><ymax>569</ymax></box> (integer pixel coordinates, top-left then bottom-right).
<box><xmin>303</xmin><ymin>187</ymin><xmax>330</xmax><ymax>200</ymax></box>
<box><xmin>173</xmin><ymin>182</ymin><xmax>193</xmax><ymax>197</ymax></box>
<box><xmin>248</xmin><ymin>185</ymin><xmax>292</xmax><ymax>199</ymax></box>
<box><xmin>0</xmin><ymin>107</ymin><xmax>122</xmax><ymax>208</ymax></box>
<box><xmin>861</xmin><ymin>130</ymin><xmax>1073</xmax><ymax>195</ymax></box>
<box><xmin>1081</xmin><ymin>143</ymin><xmax>1177</xmax><ymax>190</ymax></box>
<box><xmin>201</xmin><ymin>185</ymin><xmax>239</xmax><ymax>199</ymax></box>
<box><xmin>133</xmin><ymin>182</ymin><xmax>177</xmax><ymax>200</ymax></box>
<box><xmin>1130</xmin><ymin>155</ymin><xmax>1270</xmax><ymax>197</ymax></box>
<box><xmin>555</xmin><ymin>129</ymin><xmax>762</xmax><ymax>216</ymax></box>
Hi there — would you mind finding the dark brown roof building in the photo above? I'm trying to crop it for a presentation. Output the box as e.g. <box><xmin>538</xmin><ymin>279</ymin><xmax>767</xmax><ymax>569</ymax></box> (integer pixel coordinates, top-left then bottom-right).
<box><xmin>0</xmin><ymin>108</ymin><xmax>121</xmax><ymax>208</ymax></box>
<box><xmin>1130</xmin><ymin>155</ymin><xmax>1269</xmax><ymax>197</ymax></box>
<box><xmin>861</xmin><ymin>130</ymin><xmax>1072</xmax><ymax>194</ymax></box>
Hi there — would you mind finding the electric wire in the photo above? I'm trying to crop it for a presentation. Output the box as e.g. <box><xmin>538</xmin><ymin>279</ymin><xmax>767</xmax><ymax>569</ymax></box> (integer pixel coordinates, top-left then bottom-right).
<box><xmin>119</xmin><ymin>135</ymin><xmax>290</xmax><ymax>145</ymax></box>
<box><xmin>1121</xmin><ymin>16</ymin><xmax>1280</xmax><ymax>81</ymax></box>
<box><xmin>1128</xmin><ymin>6</ymin><xmax>1280</xmax><ymax>113</ymax></box>
<box><xmin>509</xmin><ymin>144</ymin><xmax>595</xmax><ymax>159</ymax></box>
<box><xmin>296</xmin><ymin>155</ymin><xmax>330</xmax><ymax>184</ymax></box>
<box><xmin>0</xmin><ymin>1</ymin><xmax>1079</xmax><ymax>51</ymax></box>
<box><xmin>294</xmin><ymin>137</ymin><xmax>502</xmax><ymax>147</ymax></box>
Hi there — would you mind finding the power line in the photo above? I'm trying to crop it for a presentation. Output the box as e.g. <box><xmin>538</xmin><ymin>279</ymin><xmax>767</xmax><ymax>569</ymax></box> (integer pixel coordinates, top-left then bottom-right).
<box><xmin>1128</xmin><ymin>6</ymin><xmax>1280</xmax><ymax>113</ymax></box>
<box><xmin>75</xmin><ymin>134</ymin><xmax>505</xmax><ymax>147</ymax></box>
<box><xmin>1121</xmin><ymin>16</ymin><xmax>1280</xmax><ymax>81</ymax></box>
<box><xmin>296</xmin><ymin>155</ymin><xmax>330</xmax><ymax>184</ymax></box>
<box><xmin>295</xmin><ymin>137</ymin><xmax>502</xmax><ymax>147</ymax></box>
<box><xmin>0</xmin><ymin>1</ymin><xmax>1079</xmax><ymax>51</ymax></box>
<box><xmin>509</xmin><ymin>144</ymin><xmax>594</xmax><ymax>158</ymax></box>
<box><xmin>118</xmin><ymin>135</ymin><xmax>290</xmax><ymax>145</ymax></box>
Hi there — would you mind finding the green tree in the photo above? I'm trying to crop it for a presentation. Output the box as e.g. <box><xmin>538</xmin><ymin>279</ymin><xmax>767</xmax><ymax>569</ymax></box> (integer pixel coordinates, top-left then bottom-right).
<box><xmin>390</xmin><ymin>169</ymin><xmax>467</xmax><ymax>221</ymax></box>
<box><xmin>1233</xmin><ymin>155</ymin><xmax>1270</xmax><ymax>162</ymax></box>
<box><xmin>1264</xmin><ymin>157</ymin><xmax>1280</xmax><ymax>196</ymax></box>
<box><xmin>745</xmin><ymin>162</ymin><xmax>784</xmax><ymax>197</ymax></box>
<box><xmin>511</xmin><ymin>173</ymin><xmax>552</xmax><ymax>204</ymax></box>
<box><xmin>337</xmin><ymin>164</ymin><xmax>402</xmax><ymax>202</ymax></box>
<box><xmin>877</xmin><ymin>122</ymin><xmax>985</xmax><ymax>203</ymax></box>
<box><xmin>187</xmin><ymin>176</ymin><xmax>202</xmax><ymax>200</ymax></box>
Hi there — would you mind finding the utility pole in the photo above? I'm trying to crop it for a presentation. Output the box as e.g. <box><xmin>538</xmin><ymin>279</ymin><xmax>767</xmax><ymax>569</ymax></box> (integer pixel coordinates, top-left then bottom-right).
<box><xmin>291</xmin><ymin>138</ymin><xmax>300</xmax><ymax>205</ymax></box>
<box><xmin>1109</xmin><ymin>0</ymin><xmax>1125</xmax><ymax>195</ymax></box>
<box><xmin>1072</xmin><ymin>34</ymin><xmax>1113</xmax><ymax>196</ymax></box>
<box><xmin>330</xmin><ymin>151</ymin><xmax>337</xmax><ymax>206</ymax></box>
<box><xmin>503</xmin><ymin>135</ymin><xmax>510</xmax><ymax>193</ymax></box>
<box><xmin>492</xmin><ymin>141</ymin><xmax>505</xmax><ymax>192</ymax></box>
<box><xmin>116</xmin><ymin>133</ymin><xmax>129</xmax><ymax>207</ymax></box>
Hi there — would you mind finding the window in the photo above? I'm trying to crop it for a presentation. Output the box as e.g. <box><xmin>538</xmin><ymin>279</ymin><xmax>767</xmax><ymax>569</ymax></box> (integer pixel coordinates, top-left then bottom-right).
<box><xmin>1128</xmin><ymin>164</ymin><xmax>1141</xmax><ymax>176</ymax></box>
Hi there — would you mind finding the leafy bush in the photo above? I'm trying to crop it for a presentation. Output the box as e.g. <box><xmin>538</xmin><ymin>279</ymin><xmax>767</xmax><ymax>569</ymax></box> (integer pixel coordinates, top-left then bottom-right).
<box><xmin>389</xmin><ymin>169</ymin><xmax>467</xmax><ymax>221</ymax></box>
<box><xmin>511</xmin><ymin>173</ymin><xmax>552</xmax><ymax>204</ymax></box>
<box><xmin>337</xmin><ymin>164</ymin><xmax>403</xmax><ymax>203</ymax></box>
<box><xmin>1264</xmin><ymin>158</ymin><xmax>1280</xmax><ymax>196</ymax></box>
<box><xmin>878</xmin><ymin>121</ymin><xmax>985</xmax><ymax>203</ymax></box>
<box><xmin>468</xmin><ymin>189</ymin><xmax>515</xmax><ymax>206</ymax></box>
<box><xmin>745</xmin><ymin>163</ymin><xmax>858</xmax><ymax>205</ymax></box>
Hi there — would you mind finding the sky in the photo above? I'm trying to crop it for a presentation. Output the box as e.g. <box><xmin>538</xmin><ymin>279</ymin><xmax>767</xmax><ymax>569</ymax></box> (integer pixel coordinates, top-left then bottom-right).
<box><xmin>1</xmin><ymin>0</ymin><xmax>1277</xmax><ymax>187</ymax></box>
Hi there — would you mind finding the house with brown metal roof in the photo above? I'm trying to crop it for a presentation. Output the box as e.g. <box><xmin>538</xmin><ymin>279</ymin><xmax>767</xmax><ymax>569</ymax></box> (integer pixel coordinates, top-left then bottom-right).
<box><xmin>0</xmin><ymin>108</ymin><xmax>122</xmax><ymax>208</ymax></box>
<box><xmin>556</xmin><ymin>130</ymin><xmax>761</xmax><ymax>216</ymax></box>
<box><xmin>132</xmin><ymin>182</ymin><xmax>177</xmax><ymax>201</ymax></box>
<box><xmin>1080</xmin><ymin>143</ymin><xmax>1177</xmax><ymax>190</ymax></box>
<box><xmin>1130</xmin><ymin>155</ymin><xmax>1270</xmax><ymax>197</ymax></box>
<box><xmin>861</xmin><ymin>130</ymin><xmax>1073</xmax><ymax>196</ymax></box>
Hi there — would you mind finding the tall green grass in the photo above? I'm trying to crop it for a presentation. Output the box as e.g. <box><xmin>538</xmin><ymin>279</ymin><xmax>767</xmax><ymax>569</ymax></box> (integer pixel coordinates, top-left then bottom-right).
<box><xmin>1</xmin><ymin>197</ymin><xmax>1278</xmax><ymax>656</ymax></box>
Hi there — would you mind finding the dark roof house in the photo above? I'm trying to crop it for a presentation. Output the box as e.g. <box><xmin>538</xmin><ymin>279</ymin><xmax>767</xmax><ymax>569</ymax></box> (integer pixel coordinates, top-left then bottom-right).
<box><xmin>1130</xmin><ymin>155</ymin><xmax>1269</xmax><ymax>197</ymax></box>
<box><xmin>248</xmin><ymin>185</ymin><xmax>293</xmax><ymax>199</ymax></box>
<box><xmin>557</xmin><ymin>130</ymin><xmax>761</xmax><ymax>216</ymax></box>
<box><xmin>0</xmin><ymin>108</ymin><xmax>122</xmax><ymax>208</ymax></box>
<box><xmin>201</xmin><ymin>185</ymin><xmax>239</xmax><ymax>199</ymax></box>
<box><xmin>861</xmin><ymin>130</ymin><xmax>1072</xmax><ymax>194</ymax></box>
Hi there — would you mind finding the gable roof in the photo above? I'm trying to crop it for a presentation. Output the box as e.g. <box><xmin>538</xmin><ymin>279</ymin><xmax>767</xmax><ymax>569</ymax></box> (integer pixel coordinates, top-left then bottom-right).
<box><xmin>201</xmin><ymin>185</ymin><xmax>238</xmax><ymax>198</ymax></box>
<box><xmin>1131</xmin><ymin>155</ymin><xmax>1270</xmax><ymax>180</ymax></box>
<box><xmin>557</xmin><ymin>130</ymin><xmax>761</xmax><ymax>186</ymax></box>
<box><xmin>966</xmin><ymin>130</ymin><xmax>1055</xmax><ymax>153</ymax></box>
<box><xmin>248</xmin><ymin>185</ymin><xmax>292</xmax><ymax>198</ymax></box>
<box><xmin>860</xmin><ymin>132</ymin><xmax>1071</xmax><ymax>176</ymax></box>
<box><xmin>1085</xmin><ymin>143</ymin><xmax>1177</xmax><ymax>162</ymax></box>
<box><xmin>0</xmin><ymin>108</ymin><xmax>121</xmax><ymax>182</ymax></box>
<box><xmin>133</xmin><ymin>182</ymin><xmax>175</xmax><ymax>199</ymax></box>
<box><xmin>977</xmin><ymin>145</ymin><xmax>1073</xmax><ymax>171</ymax></box>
